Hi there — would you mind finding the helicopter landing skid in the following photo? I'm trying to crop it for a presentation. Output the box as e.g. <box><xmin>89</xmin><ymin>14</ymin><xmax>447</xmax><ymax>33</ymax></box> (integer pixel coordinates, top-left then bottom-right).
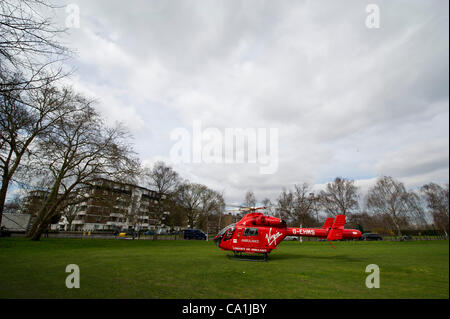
<box><xmin>227</xmin><ymin>251</ymin><xmax>269</xmax><ymax>262</ymax></box>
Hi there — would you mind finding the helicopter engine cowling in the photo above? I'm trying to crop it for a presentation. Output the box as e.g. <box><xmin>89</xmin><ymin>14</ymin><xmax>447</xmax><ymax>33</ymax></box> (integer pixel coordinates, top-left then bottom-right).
<box><xmin>241</xmin><ymin>215</ymin><xmax>286</xmax><ymax>227</ymax></box>
<box><xmin>257</xmin><ymin>216</ymin><xmax>286</xmax><ymax>227</ymax></box>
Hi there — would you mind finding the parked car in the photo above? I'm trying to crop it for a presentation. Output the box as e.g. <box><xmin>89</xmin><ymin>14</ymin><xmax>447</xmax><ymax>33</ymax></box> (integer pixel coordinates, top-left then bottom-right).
<box><xmin>183</xmin><ymin>229</ymin><xmax>207</xmax><ymax>240</ymax></box>
<box><xmin>283</xmin><ymin>236</ymin><xmax>298</xmax><ymax>241</ymax></box>
<box><xmin>144</xmin><ymin>230</ymin><xmax>154</xmax><ymax>235</ymax></box>
<box><xmin>0</xmin><ymin>226</ymin><xmax>11</xmax><ymax>237</ymax></box>
<box><xmin>401</xmin><ymin>235</ymin><xmax>413</xmax><ymax>241</ymax></box>
<box><xmin>115</xmin><ymin>229</ymin><xmax>137</xmax><ymax>237</ymax></box>
<box><xmin>361</xmin><ymin>233</ymin><xmax>383</xmax><ymax>241</ymax></box>
<box><xmin>125</xmin><ymin>229</ymin><xmax>137</xmax><ymax>236</ymax></box>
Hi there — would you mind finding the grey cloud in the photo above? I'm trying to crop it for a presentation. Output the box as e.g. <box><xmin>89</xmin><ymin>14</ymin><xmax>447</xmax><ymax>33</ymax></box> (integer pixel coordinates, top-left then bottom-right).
<box><xmin>374</xmin><ymin>139</ymin><xmax>449</xmax><ymax>178</ymax></box>
<box><xmin>52</xmin><ymin>0</ymin><xmax>448</xmax><ymax>203</ymax></box>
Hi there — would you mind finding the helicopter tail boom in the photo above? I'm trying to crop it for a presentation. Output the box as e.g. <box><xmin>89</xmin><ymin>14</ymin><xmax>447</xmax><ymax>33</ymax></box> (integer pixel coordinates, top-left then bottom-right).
<box><xmin>286</xmin><ymin>214</ymin><xmax>361</xmax><ymax>240</ymax></box>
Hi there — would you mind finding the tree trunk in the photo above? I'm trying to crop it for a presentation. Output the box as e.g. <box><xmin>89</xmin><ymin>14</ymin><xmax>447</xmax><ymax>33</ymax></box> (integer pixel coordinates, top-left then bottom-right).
<box><xmin>27</xmin><ymin>192</ymin><xmax>60</xmax><ymax>241</ymax></box>
<box><xmin>390</xmin><ymin>218</ymin><xmax>402</xmax><ymax>239</ymax></box>
<box><xmin>0</xmin><ymin>177</ymin><xmax>10</xmax><ymax>227</ymax></box>
<box><xmin>28</xmin><ymin>218</ymin><xmax>48</xmax><ymax>241</ymax></box>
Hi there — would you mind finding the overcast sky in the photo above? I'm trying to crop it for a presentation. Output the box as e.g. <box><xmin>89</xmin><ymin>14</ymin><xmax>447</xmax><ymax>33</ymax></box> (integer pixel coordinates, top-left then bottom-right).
<box><xmin>50</xmin><ymin>0</ymin><xmax>448</xmax><ymax>204</ymax></box>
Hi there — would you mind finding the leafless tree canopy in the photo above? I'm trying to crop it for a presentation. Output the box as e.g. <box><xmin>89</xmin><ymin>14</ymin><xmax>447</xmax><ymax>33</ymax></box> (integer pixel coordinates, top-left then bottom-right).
<box><xmin>243</xmin><ymin>190</ymin><xmax>256</xmax><ymax>207</ymax></box>
<box><xmin>261</xmin><ymin>197</ymin><xmax>276</xmax><ymax>217</ymax></box>
<box><xmin>276</xmin><ymin>183</ymin><xmax>316</xmax><ymax>226</ymax></box>
<box><xmin>318</xmin><ymin>177</ymin><xmax>359</xmax><ymax>216</ymax></box>
<box><xmin>0</xmin><ymin>0</ymin><xmax>72</xmax><ymax>227</ymax></box>
<box><xmin>197</xmin><ymin>187</ymin><xmax>225</xmax><ymax>231</ymax></box>
<box><xmin>421</xmin><ymin>183</ymin><xmax>449</xmax><ymax>236</ymax></box>
<box><xmin>173</xmin><ymin>182</ymin><xmax>224</xmax><ymax>229</ymax></box>
<box><xmin>0</xmin><ymin>0</ymin><xmax>70</xmax><ymax>92</ymax></box>
<box><xmin>0</xmin><ymin>82</ymin><xmax>77</xmax><ymax>225</ymax></box>
<box><xmin>2</xmin><ymin>192</ymin><xmax>22</xmax><ymax>214</ymax></box>
<box><xmin>144</xmin><ymin>161</ymin><xmax>180</xmax><ymax>234</ymax></box>
<box><xmin>174</xmin><ymin>182</ymin><xmax>205</xmax><ymax>228</ymax></box>
<box><xmin>365</xmin><ymin>176</ymin><xmax>424</xmax><ymax>236</ymax></box>
<box><xmin>26</xmin><ymin>91</ymin><xmax>140</xmax><ymax>240</ymax></box>
<box><xmin>146</xmin><ymin>161</ymin><xmax>180</xmax><ymax>196</ymax></box>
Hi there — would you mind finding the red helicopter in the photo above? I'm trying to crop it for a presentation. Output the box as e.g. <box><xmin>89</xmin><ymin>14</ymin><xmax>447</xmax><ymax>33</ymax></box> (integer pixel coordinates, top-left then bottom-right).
<box><xmin>214</xmin><ymin>206</ymin><xmax>362</xmax><ymax>260</ymax></box>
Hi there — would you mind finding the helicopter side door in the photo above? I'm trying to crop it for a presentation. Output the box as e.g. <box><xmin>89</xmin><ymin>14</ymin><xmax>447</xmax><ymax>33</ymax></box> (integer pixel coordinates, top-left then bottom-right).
<box><xmin>241</xmin><ymin>227</ymin><xmax>261</xmax><ymax>250</ymax></box>
<box><xmin>235</xmin><ymin>227</ymin><xmax>243</xmax><ymax>243</ymax></box>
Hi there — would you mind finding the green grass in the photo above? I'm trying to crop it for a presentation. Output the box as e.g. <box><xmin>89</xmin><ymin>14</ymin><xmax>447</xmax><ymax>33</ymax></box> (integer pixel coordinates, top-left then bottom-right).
<box><xmin>0</xmin><ymin>238</ymin><xmax>448</xmax><ymax>299</ymax></box>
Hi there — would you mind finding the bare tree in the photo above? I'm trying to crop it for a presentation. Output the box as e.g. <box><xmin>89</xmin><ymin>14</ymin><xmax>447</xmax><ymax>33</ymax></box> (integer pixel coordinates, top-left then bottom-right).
<box><xmin>243</xmin><ymin>190</ymin><xmax>256</xmax><ymax>207</ymax></box>
<box><xmin>198</xmin><ymin>188</ymin><xmax>225</xmax><ymax>234</ymax></box>
<box><xmin>365</xmin><ymin>176</ymin><xmax>417</xmax><ymax>237</ymax></box>
<box><xmin>405</xmin><ymin>191</ymin><xmax>428</xmax><ymax>228</ymax></box>
<box><xmin>262</xmin><ymin>197</ymin><xmax>276</xmax><ymax>217</ymax></box>
<box><xmin>144</xmin><ymin>161</ymin><xmax>180</xmax><ymax>237</ymax></box>
<box><xmin>172</xmin><ymin>182</ymin><xmax>224</xmax><ymax>231</ymax></box>
<box><xmin>421</xmin><ymin>183</ymin><xmax>449</xmax><ymax>237</ymax></box>
<box><xmin>61</xmin><ymin>202</ymin><xmax>80</xmax><ymax>231</ymax></box>
<box><xmin>0</xmin><ymin>0</ymin><xmax>73</xmax><ymax>226</ymax></box>
<box><xmin>26</xmin><ymin>92</ymin><xmax>140</xmax><ymax>240</ymax></box>
<box><xmin>174</xmin><ymin>182</ymin><xmax>204</xmax><ymax>229</ymax></box>
<box><xmin>0</xmin><ymin>83</ymin><xmax>75</xmax><ymax>226</ymax></box>
<box><xmin>276</xmin><ymin>188</ymin><xmax>295</xmax><ymax>223</ymax></box>
<box><xmin>2</xmin><ymin>193</ymin><xmax>23</xmax><ymax>214</ymax></box>
<box><xmin>164</xmin><ymin>196</ymin><xmax>187</xmax><ymax>231</ymax></box>
<box><xmin>276</xmin><ymin>183</ymin><xmax>316</xmax><ymax>226</ymax></box>
<box><xmin>293</xmin><ymin>183</ymin><xmax>316</xmax><ymax>226</ymax></box>
<box><xmin>318</xmin><ymin>177</ymin><xmax>359</xmax><ymax>216</ymax></box>
<box><xmin>1</xmin><ymin>0</ymin><xmax>70</xmax><ymax>93</ymax></box>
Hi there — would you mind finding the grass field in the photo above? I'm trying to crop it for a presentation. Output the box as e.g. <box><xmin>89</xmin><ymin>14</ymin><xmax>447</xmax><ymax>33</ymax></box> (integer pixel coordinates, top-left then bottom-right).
<box><xmin>0</xmin><ymin>238</ymin><xmax>448</xmax><ymax>299</ymax></box>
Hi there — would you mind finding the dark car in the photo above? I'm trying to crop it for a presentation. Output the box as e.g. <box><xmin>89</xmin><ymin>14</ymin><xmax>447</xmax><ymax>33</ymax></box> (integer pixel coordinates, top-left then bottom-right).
<box><xmin>121</xmin><ymin>229</ymin><xmax>137</xmax><ymax>237</ymax></box>
<box><xmin>183</xmin><ymin>229</ymin><xmax>207</xmax><ymax>240</ymax></box>
<box><xmin>361</xmin><ymin>233</ymin><xmax>383</xmax><ymax>241</ymax></box>
<box><xmin>401</xmin><ymin>235</ymin><xmax>413</xmax><ymax>241</ymax></box>
<box><xmin>0</xmin><ymin>226</ymin><xmax>11</xmax><ymax>237</ymax></box>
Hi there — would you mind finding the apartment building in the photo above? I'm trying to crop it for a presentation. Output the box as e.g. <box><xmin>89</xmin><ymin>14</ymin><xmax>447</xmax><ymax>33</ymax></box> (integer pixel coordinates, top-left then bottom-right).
<box><xmin>21</xmin><ymin>179</ymin><xmax>164</xmax><ymax>232</ymax></box>
<box><xmin>70</xmin><ymin>178</ymin><xmax>162</xmax><ymax>231</ymax></box>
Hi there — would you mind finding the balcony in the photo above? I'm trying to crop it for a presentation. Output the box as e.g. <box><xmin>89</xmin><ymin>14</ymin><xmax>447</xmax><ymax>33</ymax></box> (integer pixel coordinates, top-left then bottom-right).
<box><xmin>109</xmin><ymin>213</ymin><xmax>125</xmax><ymax>218</ymax></box>
<box><xmin>106</xmin><ymin>221</ymin><xmax>127</xmax><ymax>227</ymax></box>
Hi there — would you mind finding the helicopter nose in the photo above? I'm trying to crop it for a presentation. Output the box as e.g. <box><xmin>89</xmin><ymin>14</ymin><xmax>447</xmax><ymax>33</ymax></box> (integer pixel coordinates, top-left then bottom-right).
<box><xmin>213</xmin><ymin>235</ymin><xmax>222</xmax><ymax>246</ymax></box>
<box><xmin>353</xmin><ymin>230</ymin><xmax>362</xmax><ymax>238</ymax></box>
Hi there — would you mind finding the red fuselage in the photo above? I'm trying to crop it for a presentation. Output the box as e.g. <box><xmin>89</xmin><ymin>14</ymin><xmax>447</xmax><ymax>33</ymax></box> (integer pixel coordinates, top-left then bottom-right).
<box><xmin>214</xmin><ymin>212</ymin><xmax>361</xmax><ymax>254</ymax></box>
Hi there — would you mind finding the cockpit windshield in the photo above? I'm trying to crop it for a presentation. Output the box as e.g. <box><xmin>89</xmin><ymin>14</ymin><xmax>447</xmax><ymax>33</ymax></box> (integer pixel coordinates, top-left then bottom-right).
<box><xmin>217</xmin><ymin>223</ymin><xmax>236</xmax><ymax>237</ymax></box>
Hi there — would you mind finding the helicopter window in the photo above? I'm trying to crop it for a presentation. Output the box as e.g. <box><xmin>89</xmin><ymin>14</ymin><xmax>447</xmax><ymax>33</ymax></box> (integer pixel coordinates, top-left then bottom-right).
<box><xmin>223</xmin><ymin>227</ymin><xmax>236</xmax><ymax>241</ymax></box>
<box><xmin>243</xmin><ymin>228</ymin><xmax>258</xmax><ymax>236</ymax></box>
<box><xmin>217</xmin><ymin>224</ymin><xmax>236</xmax><ymax>237</ymax></box>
